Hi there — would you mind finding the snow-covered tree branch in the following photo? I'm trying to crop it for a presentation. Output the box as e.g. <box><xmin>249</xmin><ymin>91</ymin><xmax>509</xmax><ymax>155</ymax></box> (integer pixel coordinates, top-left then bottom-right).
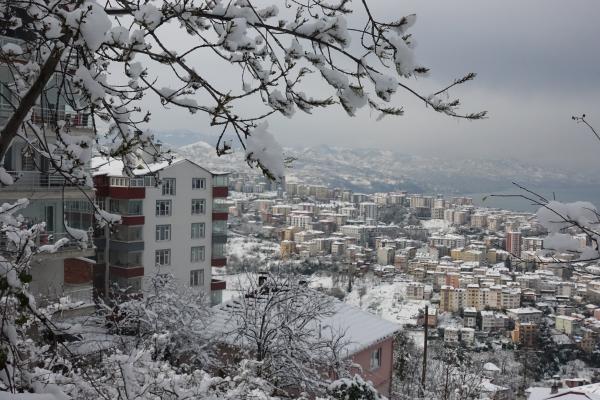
<box><xmin>0</xmin><ymin>0</ymin><xmax>485</xmax><ymax>182</ymax></box>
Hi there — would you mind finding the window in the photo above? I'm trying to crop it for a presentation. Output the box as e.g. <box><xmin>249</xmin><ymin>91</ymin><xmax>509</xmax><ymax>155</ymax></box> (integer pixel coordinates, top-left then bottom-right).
<box><xmin>191</xmin><ymin>223</ymin><xmax>205</xmax><ymax>239</ymax></box>
<box><xmin>191</xmin><ymin>199</ymin><xmax>205</xmax><ymax>215</ymax></box>
<box><xmin>155</xmin><ymin>224</ymin><xmax>171</xmax><ymax>241</ymax></box>
<box><xmin>191</xmin><ymin>246</ymin><xmax>205</xmax><ymax>263</ymax></box>
<box><xmin>192</xmin><ymin>178</ymin><xmax>206</xmax><ymax>189</ymax></box>
<box><xmin>110</xmin><ymin>177</ymin><xmax>128</xmax><ymax>187</ymax></box>
<box><xmin>190</xmin><ymin>269</ymin><xmax>204</xmax><ymax>287</ymax></box>
<box><xmin>156</xmin><ymin>200</ymin><xmax>172</xmax><ymax>216</ymax></box>
<box><xmin>128</xmin><ymin>200</ymin><xmax>143</xmax><ymax>215</ymax></box>
<box><xmin>130</xmin><ymin>177</ymin><xmax>144</xmax><ymax>187</ymax></box>
<box><xmin>110</xmin><ymin>199</ymin><xmax>121</xmax><ymax>213</ymax></box>
<box><xmin>370</xmin><ymin>347</ymin><xmax>382</xmax><ymax>370</ymax></box>
<box><xmin>155</xmin><ymin>249</ymin><xmax>171</xmax><ymax>266</ymax></box>
<box><xmin>212</xmin><ymin>220</ymin><xmax>227</xmax><ymax>234</ymax></box>
<box><xmin>212</xmin><ymin>243</ymin><xmax>227</xmax><ymax>258</ymax></box>
<box><xmin>162</xmin><ymin>178</ymin><xmax>176</xmax><ymax>195</ymax></box>
<box><xmin>144</xmin><ymin>176</ymin><xmax>156</xmax><ymax>187</ymax></box>
<box><xmin>96</xmin><ymin>198</ymin><xmax>106</xmax><ymax>210</ymax></box>
<box><xmin>212</xmin><ymin>175</ymin><xmax>228</xmax><ymax>187</ymax></box>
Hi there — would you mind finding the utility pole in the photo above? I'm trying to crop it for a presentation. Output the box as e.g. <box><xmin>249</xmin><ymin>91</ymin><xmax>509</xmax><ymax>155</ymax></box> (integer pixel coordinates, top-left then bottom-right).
<box><xmin>421</xmin><ymin>305</ymin><xmax>428</xmax><ymax>396</ymax></box>
<box><xmin>104</xmin><ymin>224</ymin><xmax>110</xmax><ymax>302</ymax></box>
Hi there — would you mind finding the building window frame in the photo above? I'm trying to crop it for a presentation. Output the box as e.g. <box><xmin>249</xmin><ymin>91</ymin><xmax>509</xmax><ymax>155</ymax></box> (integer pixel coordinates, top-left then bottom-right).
<box><xmin>191</xmin><ymin>222</ymin><xmax>205</xmax><ymax>239</ymax></box>
<box><xmin>369</xmin><ymin>347</ymin><xmax>382</xmax><ymax>371</ymax></box>
<box><xmin>191</xmin><ymin>199</ymin><xmax>205</xmax><ymax>215</ymax></box>
<box><xmin>162</xmin><ymin>178</ymin><xmax>176</xmax><ymax>196</ymax></box>
<box><xmin>190</xmin><ymin>269</ymin><xmax>204</xmax><ymax>287</ymax></box>
<box><xmin>155</xmin><ymin>249</ymin><xmax>171</xmax><ymax>266</ymax></box>
<box><xmin>155</xmin><ymin>224</ymin><xmax>171</xmax><ymax>241</ymax></box>
<box><xmin>190</xmin><ymin>246</ymin><xmax>205</xmax><ymax>263</ymax></box>
<box><xmin>156</xmin><ymin>200</ymin><xmax>172</xmax><ymax>216</ymax></box>
<box><xmin>192</xmin><ymin>178</ymin><xmax>206</xmax><ymax>190</ymax></box>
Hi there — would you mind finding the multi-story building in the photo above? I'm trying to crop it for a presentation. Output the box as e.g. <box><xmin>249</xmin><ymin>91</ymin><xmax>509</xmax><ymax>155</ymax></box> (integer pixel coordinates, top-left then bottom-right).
<box><xmin>406</xmin><ymin>282</ymin><xmax>425</xmax><ymax>300</ymax></box>
<box><xmin>511</xmin><ymin>322</ymin><xmax>538</xmax><ymax>347</ymax></box>
<box><xmin>523</xmin><ymin>237</ymin><xmax>544</xmax><ymax>252</ymax></box>
<box><xmin>471</xmin><ymin>214</ymin><xmax>488</xmax><ymax>229</ymax></box>
<box><xmin>506</xmin><ymin>307</ymin><xmax>543</xmax><ymax>324</ymax></box>
<box><xmin>93</xmin><ymin>159</ymin><xmax>229</xmax><ymax>305</ymax></box>
<box><xmin>1</xmin><ymin>31</ymin><xmax>96</xmax><ymax>306</ymax></box>
<box><xmin>359</xmin><ymin>202</ymin><xmax>378</xmax><ymax>221</ymax></box>
<box><xmin>505</xmin><ymin>231</ymin><xmax>522</xmax><ymax>257</ymax></box>
<box><xmin>289</xmin><ymin>213</ymin><xmax>313</xmax><ymax>230</ymax></box>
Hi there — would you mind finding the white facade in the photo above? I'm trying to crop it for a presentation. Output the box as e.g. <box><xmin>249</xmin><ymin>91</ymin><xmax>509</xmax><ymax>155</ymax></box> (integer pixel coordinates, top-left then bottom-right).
<box><xmin>142</xmin><ymin>160</ymin><xmax>217</xmax><ymax>295</ymax></box>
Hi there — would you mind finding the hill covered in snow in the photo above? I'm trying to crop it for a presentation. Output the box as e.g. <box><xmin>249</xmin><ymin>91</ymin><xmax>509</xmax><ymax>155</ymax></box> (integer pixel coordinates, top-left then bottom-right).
<box><xmin>174</xmin><ymin>139</ymin><xmax>599</xmax><ymax>195</ymax></box>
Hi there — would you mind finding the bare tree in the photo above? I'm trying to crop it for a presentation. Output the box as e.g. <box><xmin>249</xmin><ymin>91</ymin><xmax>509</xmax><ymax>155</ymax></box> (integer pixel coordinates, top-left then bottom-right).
<box><xmin>217</xmin><ymin>273</ymin><xmax>351</xmax><ymax>396</ymax></box>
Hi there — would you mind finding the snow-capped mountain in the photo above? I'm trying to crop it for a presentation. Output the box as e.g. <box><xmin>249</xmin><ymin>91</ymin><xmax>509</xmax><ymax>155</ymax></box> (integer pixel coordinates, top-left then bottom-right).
<box><xmin>176</xmin><ymin>139</ymin><xmax>599</xmax><ymax>195</ymax></box>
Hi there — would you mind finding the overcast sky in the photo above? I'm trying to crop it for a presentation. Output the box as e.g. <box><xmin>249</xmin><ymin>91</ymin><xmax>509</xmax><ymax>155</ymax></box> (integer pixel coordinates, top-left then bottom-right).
<box><xmin>148</xmin><ymin>0</ymin><xmax>600</xmax><ymax>171</ymax></box>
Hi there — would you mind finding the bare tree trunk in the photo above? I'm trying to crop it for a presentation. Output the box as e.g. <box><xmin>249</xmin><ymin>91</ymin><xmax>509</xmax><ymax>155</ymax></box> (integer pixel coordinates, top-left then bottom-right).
<box><xmin>0</xmin><ymin>43</ymin><xmax>66</xmax><ymax>160</ymax></box>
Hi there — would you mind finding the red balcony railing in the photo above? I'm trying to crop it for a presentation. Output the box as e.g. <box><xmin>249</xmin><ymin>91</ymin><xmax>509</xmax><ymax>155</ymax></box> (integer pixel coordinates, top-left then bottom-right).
<box><xmin>213</xmin><ymin>186</ymin><xmax>228</xmax><ymax>198</ymax></box>
<box><xmin>211</xmin><ymin>257</ymin><xmax>227</xmax><ymax>267</ymax></box>
<box><xmin>211</xmin><ymin>279</ymin><xmax>227</xmax><ymax>291</ymax></box>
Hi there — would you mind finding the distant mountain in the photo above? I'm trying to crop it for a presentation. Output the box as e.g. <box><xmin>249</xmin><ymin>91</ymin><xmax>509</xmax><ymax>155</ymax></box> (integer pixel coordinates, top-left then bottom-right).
<box><xmin>156</xmin><ymin>129</ymin><xmax>221</xmax><ymax>148</ymax></box>
<box><xmin>176</xmin><ymin>139</ymin><xmax>599</xmax><ymax>195</ymax></box>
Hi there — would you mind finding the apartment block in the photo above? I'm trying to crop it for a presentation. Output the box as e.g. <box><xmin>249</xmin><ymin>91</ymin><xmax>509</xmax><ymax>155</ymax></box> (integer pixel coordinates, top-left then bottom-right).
<box><xmin>93</xmin><ymin>159</ymin><xmax>229</xmax><ymax>305</ymax></box>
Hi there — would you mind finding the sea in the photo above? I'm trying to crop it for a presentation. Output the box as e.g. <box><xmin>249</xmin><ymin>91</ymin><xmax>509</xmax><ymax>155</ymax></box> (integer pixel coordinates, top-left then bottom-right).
<box><xmin>465</xmin><ymin>183</ymin><xmax>600</xmax><ymax>213</ymax></box>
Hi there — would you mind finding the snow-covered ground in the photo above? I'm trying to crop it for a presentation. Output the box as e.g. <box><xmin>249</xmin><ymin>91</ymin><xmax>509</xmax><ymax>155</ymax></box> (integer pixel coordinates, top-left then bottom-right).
<box><xmin>226</xmin><ymin>234</ymin><xmax>280</xmax><ymax>264</ymax></box>
<box><xmin>421</xmin><ymin>219</ymin><xmax>451</xmax><ymax>232</ymax></box>
<box><xmin>345</xmin><ymin>279</ymin><xmax>431</xmax><ymax>327</ymax></box>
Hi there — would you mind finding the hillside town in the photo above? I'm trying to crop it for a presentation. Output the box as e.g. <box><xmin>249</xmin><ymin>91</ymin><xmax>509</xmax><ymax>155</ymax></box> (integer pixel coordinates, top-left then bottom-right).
<box><xmin>1</xmin><ymin>1</ymin><xmax>600</xmax><ymax>399</ymax></box>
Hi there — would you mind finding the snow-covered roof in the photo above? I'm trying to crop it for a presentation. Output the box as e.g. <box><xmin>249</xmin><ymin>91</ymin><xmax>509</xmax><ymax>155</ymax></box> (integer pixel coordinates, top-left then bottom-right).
<box><xmin>207</xmin><ymin>290</ymin><xmax>401</xmax><ymax>356</ymax></box>
<box><xmin>483</xmin><ymin>362</ymin><xmax>501</xmax><ymax>372</ymax></box>
<box><xmin>91</xmin><ymin>157</ymin><xmax>228</xmax><ymax>177</ymax></box>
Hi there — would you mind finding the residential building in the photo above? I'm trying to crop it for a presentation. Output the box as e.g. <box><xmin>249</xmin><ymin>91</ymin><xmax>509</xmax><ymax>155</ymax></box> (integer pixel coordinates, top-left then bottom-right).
<box><xmin>1</xmin><ymin>30</ymin><xmax>96</xmax><ymax>307</ymax></box>
<box><xmin>209</xmin><ymin>288</ymin><xmax>401</xmax><ymax>397</ymax></box>
<box><xmin>505</xmin><ymin>231</ymin><xmax>522</xmax><ymax>257</ymax></box>
<box><xmin>92</xmin><ymin>158</ymin><xmax>229</xmax><ymax>305</ymax></box>
<box><xmin>406</xmin><ymin>282</ymin><xmax>425</xmax><ymax>300</ymax></box>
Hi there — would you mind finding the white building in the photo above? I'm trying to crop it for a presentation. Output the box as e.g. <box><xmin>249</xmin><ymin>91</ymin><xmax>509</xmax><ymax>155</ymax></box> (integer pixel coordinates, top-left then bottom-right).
<box><xmin>93</xmin><ymin>158</ymin><xmax>229</xmax><ymax>304</ymax></box>
<box><xmin>359</xmin><ymin>202</ymin><xmax>378</xmax><ymax>221</ymax></box>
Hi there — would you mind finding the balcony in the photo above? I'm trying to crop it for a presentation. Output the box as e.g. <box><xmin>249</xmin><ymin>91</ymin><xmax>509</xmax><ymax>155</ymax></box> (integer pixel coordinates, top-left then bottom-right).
<box><xmin>0</xmin><ymin>171</ymin><xmax>86</xmax><ymax>191</ymax></box>
<box><xmin>95</xmin><ymin>186</ymin><xmax>145</xmax><ymax>199</ymax></box>
<box><xmin>0</xmin><ymin>104</ymin><xmax>94</xmax><ymax>130</ymax></box>
<box><xmin>121</xmin><ymin>215</ymin><xmax>145</xmax><ymax>225</ymax></box>
<box><xmin>212</xmin><ymin>186</ymin><xmax>228</xmax><ymax>198</ymax></box>
<box><xmin>210</xmin><ymin>279</ymin><xmax>226</xmax><ymax>291</ymax></box>
<box><xmin>212</xmin><ymin>233</ymin><xmax>227</xmax><ymax>244</ymax></box>
<box><xmin>211</xmin><ymin>257</ymin><xmax>227</xmax><ymax>267</ymax></box>
<box><xmin>212</xmin><ymin>212</ymin><xmax>228</xmax><ymax>221</ymax></box>
<box><xmin>0</xmin><ymin>231</ymin><xmax>94</xmax><ymax>258</ymax></box>
<box><xmin>109</xmin><ymin>265</ymin><xmax>145</xmax><ymax>278</ymax></box>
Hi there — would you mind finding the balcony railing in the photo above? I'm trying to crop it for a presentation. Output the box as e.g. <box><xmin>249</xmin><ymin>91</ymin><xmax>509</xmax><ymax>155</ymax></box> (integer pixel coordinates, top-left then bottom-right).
<box><xmin>0</xmin><ymin>171</ymin><xmax>84</xmax><ymax>190</ymax></box>
<box><xmin>0</xmin><ymin>231</ymin><xmax>89</xmax><ymax>253</ymax></box>
<box><xmin>0</xmin><ymin>104</ymin><xmax>93</xmax><ymax>130</ymax></box>
<box><xmin>63</xmin><ymin>286</ymin><xmax>94</xmax><ymax>304</ymax></box>
<box><xmin>37</xmin><ymin>232</ymin><xmax>90</xmax><ymax>251</ymax></box>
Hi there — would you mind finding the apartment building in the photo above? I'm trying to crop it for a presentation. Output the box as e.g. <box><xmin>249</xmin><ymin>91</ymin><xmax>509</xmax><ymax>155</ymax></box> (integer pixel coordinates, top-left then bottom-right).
<box><xmin>93</xmin><ymin>159</ymin><xmax>229</xmax><ymax>304</ymax></box>
<box><xmin>406</xmin><ymin>282</ymin><xmax>425</xmax><ymax>300</ymax></box>
<box><xmin>1</xmin><ymin>32</ymin><xmax>96</xmax><ymax>306</ymax></box>
<box><xmin>505</xmin><ymin>231</ymin><xmax>522</xmax><ymax>257</ymax></box>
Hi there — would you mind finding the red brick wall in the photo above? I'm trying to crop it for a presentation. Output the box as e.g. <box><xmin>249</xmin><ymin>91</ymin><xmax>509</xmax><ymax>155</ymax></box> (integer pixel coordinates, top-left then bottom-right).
<box><xmin>64</xmin><ymin>258</ymin><xmax>93</xmax><ymax>284</ymax></box>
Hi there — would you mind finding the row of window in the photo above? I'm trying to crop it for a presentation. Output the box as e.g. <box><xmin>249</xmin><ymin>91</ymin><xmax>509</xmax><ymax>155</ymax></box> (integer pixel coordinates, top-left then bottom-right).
<box><xmin>155</xmin><ymin>246</ymin><xmax>206</xmax><ymax>266</ymax></box>
<box><xmin>161</xmin><ymin>177</ymin><xmax>207</xmax><ymax>196</ymax></box>
<box><xmin>155</xmin><ymin>199</ymin><xmax>205</xmax><ymax>216</ymax></box>
<box><xmin>155</xmin><ymin>223</ymin><xmax>206</xmax><ymax>241</ymax></box>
